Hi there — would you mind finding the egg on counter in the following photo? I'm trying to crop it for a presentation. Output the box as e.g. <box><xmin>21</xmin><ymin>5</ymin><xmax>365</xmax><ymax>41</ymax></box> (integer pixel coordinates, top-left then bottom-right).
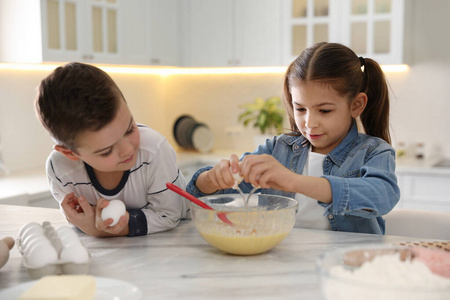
<box><xmin>23</xmin><ymin>237</ymin><xmax>53</xmax><ymax>257</ymax></box>
<box><xmin>21</xmin><ymin>232</ymin><xmax>47</xmax><ymax>251</ymax></box>
<box><xmin>18</xmin><ymin>222</ymin><xmax>43</xmax><ymax>240</ymax></box>
<box><xmin>56</xmin><ymin>226</ymin><xmax>79</xmax><ymax>240</ymax></box>
<box><xmin>60</xmin><ymin>243</ymin><xmax>90</xmax><ymax>264</ymax></box>
<box><xmin>58</xmin><ymin>231</ymin><xmax>81</xmax><ymax>248</ymax></box>
<box><xmin>25</xmin><ymin>243</ymin><xmax>58</xmax><ymax>268</ymax></box>
<box><xmin>17</xmin><ymin>222</ymin><xmax>91</xmax><ymax>278</ymax></box>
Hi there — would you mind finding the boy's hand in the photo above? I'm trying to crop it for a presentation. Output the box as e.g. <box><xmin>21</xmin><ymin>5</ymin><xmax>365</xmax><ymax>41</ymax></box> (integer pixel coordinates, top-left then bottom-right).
<box><xmin>61</xmin><ymin>193</ymin><xmax>99</xmax><ymax>236</ymax></box>
<box><xmin>196</xmin><ymin>154</ymin><xmax>240</xmax><ymax>194</ymax></box>
<box><xmin>61</xmin><ymin>193</ymin><xmax>129</xmax><ymax>237</ymax></box>
<box><xmin>95</xmin><ymin>198</ymin><xmax>129</xmax><ymax>236</ymax></box>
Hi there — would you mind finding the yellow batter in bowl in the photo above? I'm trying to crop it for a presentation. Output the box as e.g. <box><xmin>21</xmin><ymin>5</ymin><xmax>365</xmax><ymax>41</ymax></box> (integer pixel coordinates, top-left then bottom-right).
<box><xmin>192</xmin><ymin>194</ymin><xmax>298</xmax><ymax>255</ymax></box>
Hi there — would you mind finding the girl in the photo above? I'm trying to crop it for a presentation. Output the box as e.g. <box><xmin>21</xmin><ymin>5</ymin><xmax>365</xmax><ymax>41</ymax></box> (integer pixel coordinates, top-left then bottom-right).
<box><xmin>186</xmin><ymin>42</ymin><xmax>400</xmax><ymax>234</ymax></box>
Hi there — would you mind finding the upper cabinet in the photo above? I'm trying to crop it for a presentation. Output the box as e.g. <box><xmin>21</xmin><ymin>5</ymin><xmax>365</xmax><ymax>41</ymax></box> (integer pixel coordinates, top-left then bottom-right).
<box><xmin>281</xmin><ymin>0</ymin><xmax>339</xmax><ymax>65</ymax></box>
<box><xmin>181</xmin><ymin>0</ymin><xmax>282</xmax><ymax>67</ymax></box>
<box><xmin>281</xmin><ymin>0</ymin><xmax>405</xmax><ymax>65</ymax></box>
<box><xmin>341</xmin><ymin>0</ymin><xmax>404</xmax><ymax>64</ymax></box>
<box><xmin>0</xmin><ymin>0</ymin><xmax>179</xmax><ymax>65</ymax></box>
<box><xmin>122</xmin><ymin>0</ymin><xmax>180</xmax><ymax>66</ymax></box>
<box><xmin>0</xmin><ymin>0</ymin><xmax>122</xmax><ymax>64</ymax></box>
<box><xmin>0</xmin><ymin>0</ymin><xmax>404</xmax><ymax>67</ymax></box>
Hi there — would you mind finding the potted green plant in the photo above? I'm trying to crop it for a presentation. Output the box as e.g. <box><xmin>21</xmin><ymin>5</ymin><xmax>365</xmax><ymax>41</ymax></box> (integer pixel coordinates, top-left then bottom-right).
<box><xmin>238</xmin><ymin>96</ymin><xmax>285</xmax><ymax>146</ymax></box>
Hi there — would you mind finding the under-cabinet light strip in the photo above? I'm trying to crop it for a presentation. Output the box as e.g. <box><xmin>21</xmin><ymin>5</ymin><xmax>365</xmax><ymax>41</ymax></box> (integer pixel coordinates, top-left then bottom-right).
<box><xmin>0</xmin><ymin>63</ymin><xmax>409</xmax><ymax>74</ymax></box>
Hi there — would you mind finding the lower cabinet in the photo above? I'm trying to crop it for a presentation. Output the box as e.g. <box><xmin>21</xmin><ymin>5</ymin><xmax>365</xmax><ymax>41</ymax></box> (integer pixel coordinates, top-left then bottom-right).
<box><xmin>396</xmin><ymin>171</ymin><xmax>450</xmax><ymax>213</ymax></box>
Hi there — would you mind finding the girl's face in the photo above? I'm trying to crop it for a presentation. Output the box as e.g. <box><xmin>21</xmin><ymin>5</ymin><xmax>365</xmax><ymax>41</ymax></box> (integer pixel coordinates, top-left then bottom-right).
<box><xmin>291</xmin><ymin>81</ymin><xmax>355</xmax><ymax>154</ymax></box>
<box><xmin>74</xmin><ymin>99</ymin><xmax>140</xmax><ymax>173</ymax></box>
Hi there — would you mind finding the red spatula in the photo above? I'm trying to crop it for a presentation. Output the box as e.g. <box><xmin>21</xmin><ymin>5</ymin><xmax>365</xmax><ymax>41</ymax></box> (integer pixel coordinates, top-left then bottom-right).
<box><xmin>166</xmin><ymin>183</ymin><xmax>234</xmax><ymax>226</ymax></box>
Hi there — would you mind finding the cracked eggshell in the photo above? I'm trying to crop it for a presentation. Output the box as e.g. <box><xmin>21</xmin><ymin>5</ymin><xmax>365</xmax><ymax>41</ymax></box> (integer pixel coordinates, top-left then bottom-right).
<box><xmin>230</xmin><ymin>167</ymin><xmax>244</xmax><ymax>189</ymax></box>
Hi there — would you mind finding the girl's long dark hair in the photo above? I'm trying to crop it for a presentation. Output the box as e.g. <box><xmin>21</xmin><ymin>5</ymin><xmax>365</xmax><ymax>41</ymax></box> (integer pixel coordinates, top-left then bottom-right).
<box><xmin>283</xmin><ymin>42</ymin><xmax>391</xmax><ymax>144</ymax></box>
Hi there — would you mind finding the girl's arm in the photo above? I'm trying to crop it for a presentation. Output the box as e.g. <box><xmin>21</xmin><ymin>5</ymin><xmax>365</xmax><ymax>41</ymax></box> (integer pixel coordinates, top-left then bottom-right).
<box><xmin>324</xmin><ymin>149</ymin><xmax>399</xmax><ymax>217</ymax></box>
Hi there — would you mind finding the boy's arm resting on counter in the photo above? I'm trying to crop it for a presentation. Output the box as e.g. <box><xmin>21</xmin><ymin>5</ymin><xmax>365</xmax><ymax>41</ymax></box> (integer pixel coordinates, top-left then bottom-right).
<box><xmin>138</xmin><ymin>140</ymin><xmax>190</xmax><ymax>236</ymax></box>
<box><xmin>323</xmin><ymin>148</ymin><xmax>400</xmax><ymax>218</ymax></box>
<box><xmin>46</xmin><ymin>141</ymin><xmax>190</xmax><ymax>237</ymax></box>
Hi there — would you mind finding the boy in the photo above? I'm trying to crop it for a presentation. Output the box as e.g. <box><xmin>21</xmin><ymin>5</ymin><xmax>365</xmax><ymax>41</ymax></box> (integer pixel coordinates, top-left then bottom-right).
<box><xmin>35</xmin><ymin>62</ymin><xmax>190</xmax><ymax>237</ymax></box>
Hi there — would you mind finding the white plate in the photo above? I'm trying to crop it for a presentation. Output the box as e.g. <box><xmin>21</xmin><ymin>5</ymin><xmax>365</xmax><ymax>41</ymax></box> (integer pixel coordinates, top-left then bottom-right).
<box><xmin>0</xmin><ymin>277</ymin><xmax>142</xmax><ymax>300</ymax></box>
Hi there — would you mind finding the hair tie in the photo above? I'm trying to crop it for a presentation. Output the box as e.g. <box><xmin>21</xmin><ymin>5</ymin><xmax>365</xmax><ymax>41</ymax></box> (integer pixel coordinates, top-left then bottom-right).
<box><xmin>359</xmin><ymin>56</ymin><xmax>365</xmax><ymax>67</ymax></box>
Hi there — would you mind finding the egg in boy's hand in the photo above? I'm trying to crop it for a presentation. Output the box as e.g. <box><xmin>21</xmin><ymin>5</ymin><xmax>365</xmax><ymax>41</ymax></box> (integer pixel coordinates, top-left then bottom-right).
<box><xmin>101</xmin><ymin>200</ymin><xmax>126</xmax><ymax>227</ymax></box>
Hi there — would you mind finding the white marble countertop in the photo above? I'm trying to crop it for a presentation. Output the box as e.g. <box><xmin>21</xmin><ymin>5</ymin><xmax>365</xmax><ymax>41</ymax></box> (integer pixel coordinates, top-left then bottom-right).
<box><xmin>0</xmin><ymin>205</ymin><xmax>425</xmax><ymax>299</ymax></box>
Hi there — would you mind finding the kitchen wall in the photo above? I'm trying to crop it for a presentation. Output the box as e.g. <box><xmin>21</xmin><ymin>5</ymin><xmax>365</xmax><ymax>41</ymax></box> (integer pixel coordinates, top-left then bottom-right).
<box><xmin>0</xmin><ymin>0</ymin><xmax>449</xmax><ymax>174</ymax></box>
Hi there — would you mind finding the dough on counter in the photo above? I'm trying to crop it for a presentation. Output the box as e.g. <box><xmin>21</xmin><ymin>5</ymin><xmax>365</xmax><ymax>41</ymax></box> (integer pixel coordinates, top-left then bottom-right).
<box><xmin>19</xmin><ymin>275</ymin><xmax>96</xmax><ymax>300</ymax></box>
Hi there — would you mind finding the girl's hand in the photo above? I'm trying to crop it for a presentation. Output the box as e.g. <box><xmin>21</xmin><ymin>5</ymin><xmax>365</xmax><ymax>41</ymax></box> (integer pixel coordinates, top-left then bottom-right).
<box><xmin>196</xmin><ymin>154</ymin><xmax>240</xmax><ymax>194</ymax></box>
<box><xmin>95</xmin><ymin>198</ymin><xmax>129</xmax><ymax>236</ymax></box>
<box><xmin>239</xmin><ymin>154</ymin><xmax>297</xmax><ymax>191</ymax></box>
<box><xmin>240</xmin><ymin>154</ymin><xmax>333</xmax><ymax>203</ymax></box>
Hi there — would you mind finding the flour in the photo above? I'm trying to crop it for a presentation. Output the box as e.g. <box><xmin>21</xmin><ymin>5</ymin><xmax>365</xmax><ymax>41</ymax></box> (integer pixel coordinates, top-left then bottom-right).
<box><xmin>323</xmin><ymin>253</ymin><xmax>450</xmax><ymax>300</ymax></box>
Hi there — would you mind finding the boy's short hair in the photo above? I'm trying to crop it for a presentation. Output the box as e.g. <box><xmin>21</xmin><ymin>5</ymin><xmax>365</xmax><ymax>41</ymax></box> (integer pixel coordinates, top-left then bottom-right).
<box><xmin>35</xmin><ymin>62</ymin><xmax>124</xmax><ymax>152</ymax></box>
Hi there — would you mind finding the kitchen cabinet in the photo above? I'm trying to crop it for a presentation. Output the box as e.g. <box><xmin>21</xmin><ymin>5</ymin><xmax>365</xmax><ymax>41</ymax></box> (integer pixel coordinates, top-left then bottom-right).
<box><xmin>181</xmin><ymin>0</ymin><xmax>282</xmax><ymax>67</ymax></box>
<box><xmin>123</xmin><ymin>0</ymin><xmax>180</xmax><ymax>66</ymax></box>
<box><xmin>281</xmin><ymin>0</ymin><xmax>339</xmax><ymax>65</ymax></box>
<box><xmin>0</xmin><ymin>0</ymin><xmax>122</xmax><ymax>64</ymax></box>
<box><xmin>0</xmin><ymin>0</ymin><xmax>179</xmax><ymax>66</ymax></box>
<box><xmin>396</xmin><ymin>170</ymin><xmax>450</xmax><ymax>213</ymax></box>
<box><xmin>281</xmin><ymin>0</ymin><xmax>405</xmax><ymax>65</ymax></box>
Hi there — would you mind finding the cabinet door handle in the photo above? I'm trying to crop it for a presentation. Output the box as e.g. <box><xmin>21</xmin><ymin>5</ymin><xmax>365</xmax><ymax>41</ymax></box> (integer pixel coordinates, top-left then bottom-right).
<box><xmin>82</xmin><ymin>55</ymin><xmax>94</xmax><ymax>60</ymax></box>
<box><xmin>150</xmin><ymin>58</ymin><xmax>161</xmax><ymax>64</ymax></box>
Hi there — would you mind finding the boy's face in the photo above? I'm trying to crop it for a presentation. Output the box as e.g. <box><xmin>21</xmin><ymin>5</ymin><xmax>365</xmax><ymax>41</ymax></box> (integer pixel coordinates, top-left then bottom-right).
<box><xmin>71</xmin><ymin>99</ymin><xmax>140</xmax><ymax>173</ymax></box>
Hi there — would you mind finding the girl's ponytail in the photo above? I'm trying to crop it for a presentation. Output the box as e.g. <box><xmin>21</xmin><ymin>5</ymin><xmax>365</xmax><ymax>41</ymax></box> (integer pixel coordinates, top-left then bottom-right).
<box><xmin>360</xmin><ymin>58</ymin><xmax>391</xmax><ymax>145</ymax></box>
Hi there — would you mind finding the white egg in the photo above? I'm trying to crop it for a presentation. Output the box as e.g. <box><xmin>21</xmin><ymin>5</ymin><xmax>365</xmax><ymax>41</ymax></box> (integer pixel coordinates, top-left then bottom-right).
<box><xmin>23</xmin><ymin>238</ymin><xmax>52</xmax><ymax>257</ymax></box>
<box><xmin>59</xmin><ymin>233</ymin><xmax>82</xmax><ymax>248</ymax></box>
<box><xmin>56</xmin><ymin>226</ymin><xmax>78</xmax><ymax>238</ymax></box>
<box><xmin>101</xmin><ymin>199</ymin><xmax>126</xmax><ymax>227</ymax></box>
<box><xmin>21</xmin><ymin>232</ymin><xmax>48</xmax><ymax>251</ymax></box>
<box><xmin>25</xmin><ymin>243</ymin><xmax>58</xmax><ymax>268</ymax></box>
<box><xmin>60</xmin><ymin>244</ymin><xmax>90</xmax><ymax>264</ymax></box>
<box><xmin>18</xmin><ymin>222</ymin><xmax>43</xmax><ymax>239</ymax></box>
<box><xmin>56</xmin><ymin>226</ymin><xmax>79</xmax><ymax>244</ymax></box>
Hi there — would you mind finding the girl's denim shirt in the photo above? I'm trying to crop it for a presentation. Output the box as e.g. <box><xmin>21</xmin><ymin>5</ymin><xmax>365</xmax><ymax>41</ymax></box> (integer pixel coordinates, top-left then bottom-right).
<box><xmin>187</xmin><ymin>123</ymin><xmax>400</xmax><ymax>235</ymax></box>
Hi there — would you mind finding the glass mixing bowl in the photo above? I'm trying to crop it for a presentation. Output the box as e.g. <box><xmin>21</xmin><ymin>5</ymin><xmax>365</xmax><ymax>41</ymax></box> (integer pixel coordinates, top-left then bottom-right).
<box><xmin>191</xmin><ymin>193</ymin><xmax>298</xmax><ymax>255</ymax></box>
<box><xmin>317</xmin><ymin>245</ymin><xmax>450</xmax><ymax>300</ymax></box>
